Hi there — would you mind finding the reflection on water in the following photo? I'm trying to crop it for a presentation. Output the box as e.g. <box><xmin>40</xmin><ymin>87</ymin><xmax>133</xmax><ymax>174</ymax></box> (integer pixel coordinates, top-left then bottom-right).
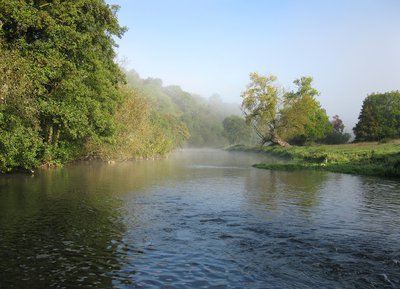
<box><xmin>0</xmin><ymin>172</ymin><xmax>126</xmax><ymax>288</ymax></box>
<box><xmin>244</xmin><ymin>170</ymin><xmax>329</xmax><ymax>211</ymax></box>
<box><xmin>0</xmin><ymin>149</ymin><xmax>399</xmax><ymax>288</ymax></box>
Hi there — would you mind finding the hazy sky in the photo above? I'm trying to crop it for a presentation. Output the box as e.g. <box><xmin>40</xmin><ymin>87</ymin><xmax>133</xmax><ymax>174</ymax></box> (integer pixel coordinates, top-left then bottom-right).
<box><xmin>106</xmin><ymin>0</ymin><xmax>400</xmax><ymax>130</ymax></box>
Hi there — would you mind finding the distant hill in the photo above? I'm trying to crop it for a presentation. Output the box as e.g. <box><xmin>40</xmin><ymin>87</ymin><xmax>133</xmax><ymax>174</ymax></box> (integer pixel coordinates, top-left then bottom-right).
<box><xmin>125</xmin><ymin>69</ymin><xmax>241</xmax><ymax>147</ymax></box>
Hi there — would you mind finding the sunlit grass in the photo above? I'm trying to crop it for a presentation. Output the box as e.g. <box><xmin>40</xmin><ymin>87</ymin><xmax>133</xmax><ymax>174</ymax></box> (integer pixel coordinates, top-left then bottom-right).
<box><xmin>229</xmin><ymin>140</ymin><xmax>400</xmax><ymax>178</ymax></box>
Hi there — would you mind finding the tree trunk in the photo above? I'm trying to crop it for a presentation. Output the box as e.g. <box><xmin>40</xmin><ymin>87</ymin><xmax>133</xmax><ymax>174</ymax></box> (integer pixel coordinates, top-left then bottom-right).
<box><xmin>259</xmin><ymin>137</ymin><xmax>268</xmax><ymax>146</ymax></box>
<box><xmin>271</xmin><ymin>131</ymin><xmax>291</xmax><ymax>147</ymax></box>
<box><xmin>47</xmin><ymin>126</ymin><xmax>53</xmax><ymax>145</ymax></box>
<box><xmin>54</xmin><ymin>127</ymin><xmax>61</xmax><ymax>147</ymax></box>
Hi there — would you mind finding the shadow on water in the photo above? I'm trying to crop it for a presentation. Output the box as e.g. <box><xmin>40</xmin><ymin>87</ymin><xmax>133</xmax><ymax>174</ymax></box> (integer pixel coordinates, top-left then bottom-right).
<box><xmin>0</xmin><ymin>171</ymin><xmax>127</xmax><ymax>288</ymax></box>
<box><xmin>0</xmin><ymin>159</ymin><xmax>183</xmax><ymax>288</ymax></box>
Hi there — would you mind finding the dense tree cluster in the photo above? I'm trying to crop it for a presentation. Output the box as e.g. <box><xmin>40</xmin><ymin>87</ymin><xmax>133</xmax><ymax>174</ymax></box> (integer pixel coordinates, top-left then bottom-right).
<box><xmin>125</xmin><ymin>70</ymin><xmax>241</xmax><ymax>147</ymax></box>
<box><xmin>353</xmin><ymin>91</ymin><xmax>400</xmax><ymax>141</ymax></box>
<box><xmin>0</xmin><ymin>0</ymin><xmax>126</xmax><ymax>171</ymax></box>
<box><xmin>0</xmin><ymin>1</ymin><xmax>189</xmax><ymax>172</ymax></box>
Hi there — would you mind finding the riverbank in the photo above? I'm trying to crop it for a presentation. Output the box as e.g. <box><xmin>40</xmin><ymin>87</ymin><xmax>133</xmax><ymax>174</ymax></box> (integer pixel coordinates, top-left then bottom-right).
<box><xmin>228</xmin><ymin>141</ymin><xmax>400</xmax><ymax>178</ymax></box>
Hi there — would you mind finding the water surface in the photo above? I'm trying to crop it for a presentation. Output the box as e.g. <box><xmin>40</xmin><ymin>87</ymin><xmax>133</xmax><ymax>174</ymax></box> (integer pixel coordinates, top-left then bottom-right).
<box><xmin>0</xmin><ymin>149</ymin><xmax>399</xmax><ymax>288</ymax></box>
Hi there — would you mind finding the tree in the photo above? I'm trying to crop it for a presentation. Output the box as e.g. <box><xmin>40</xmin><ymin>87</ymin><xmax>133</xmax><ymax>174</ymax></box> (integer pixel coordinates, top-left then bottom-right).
<box><xmin>323</xmin><ymin>115</ymin><xmax>351</xmax><ymax>144</ymax></box>
<box><xmin>126</xmin><ymin>69</ymin><xmax>238</xmax><ymax>148</ymax></box>
<box><xmin>279</xmin><ymin>77</ymin><xmax>331</xmax><ymax>145</ymax></box>
<box><xmin>0</xmin><ymin>44</ymin><xmax>42</xmax><ymax>172</ymax></box>
<box><xmin>0</xmin><ymin>0</ymin><xmax>126</xmax><ymax>165</ymax></box>
<box><xmin>240</xmin><ymin>73</ymin><xmax>291</xmax><ymax>147</ymax></box>
<box><xmin>85</xmin><ymin>86</ymin><xmax>190</xmax><ymax>160</ymax></box>
<box><xmin>222</xmin><ymin>115</ymin><xmax>251</xmax><ymax>145</ymax></box>
<box><xmin>241</xmin><ymin>73</ymin><xmax>331</xmax><ymax>146</ymax></box>
<box><xmin>353</xmin><ymin>91</ymin><xmax>400</xmax><ymax>141</ymax></box>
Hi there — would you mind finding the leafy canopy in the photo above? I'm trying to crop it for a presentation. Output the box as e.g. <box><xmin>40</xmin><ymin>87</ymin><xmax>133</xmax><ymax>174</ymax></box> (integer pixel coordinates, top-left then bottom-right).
<box><xmin>222</xmin><ymin>115</ymin><xmax>251</xmax><ymax>145</ymax></box>
<box><xmin>240</xmin><ymin>73</ymin><xmax>289</xmax><ymax>146</ymax></box>
<box><xmin>0</xmin><ymin>0</ymin><xmax>127</xmax><ymax>170</ymax></box>
<box><xmin>280</xmin><ymin>76</ymin><xmax>331</xmax><ymax>144</ymax></box>
<box><xmin>353</xmin><ymin>91</ymin><xmax>400</xmax><ymax>141</ymax></box>
<box><xmin>241</xmin><ymin>73</ymin><xmax>331</xmax><ymax>146</ymax></box>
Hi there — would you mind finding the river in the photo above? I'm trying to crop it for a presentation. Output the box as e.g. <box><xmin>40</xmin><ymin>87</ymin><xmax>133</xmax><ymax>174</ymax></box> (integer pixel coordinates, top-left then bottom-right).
<box><xmin>0</xmin><ymin>149</ymin><xmax>399</xmax><ymax>288</ymax></box>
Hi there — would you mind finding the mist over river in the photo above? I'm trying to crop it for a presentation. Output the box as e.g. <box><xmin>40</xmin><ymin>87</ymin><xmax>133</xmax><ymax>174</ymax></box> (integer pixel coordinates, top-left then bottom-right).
<box><xmin>0</xmin><ymin>149</ymin><xmax>399</xmax><ymax>288</ymax></box>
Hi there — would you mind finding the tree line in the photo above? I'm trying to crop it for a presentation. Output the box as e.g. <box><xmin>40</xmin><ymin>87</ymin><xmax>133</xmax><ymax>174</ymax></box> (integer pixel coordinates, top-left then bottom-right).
<box><xmin>226</xmin><ymin>72</ymin><xmax>350</xmax><ymax>147</ymax></box>
<box><xmin>0</xmin><ymin>0</ymin><xmax>242</xmax><ymax>172</ymax></box>
<box><xmin>222</xmin><ymin>72</ymin><xmax>399</xmax><ymax>147</ymax></box>
<box><xmin>1</xmin><ymin>1</ymin><xmax>398</xmax><ymax>172</ymax></box>
<box><xmin>0</xmin><ymin>1</ymin><xmax>192</xmax><ymax>173</ymax></box>
<box><xmin>124</xmin><ymin>69</ymin><xmax>241</xmax><ymax>147</ymax></box>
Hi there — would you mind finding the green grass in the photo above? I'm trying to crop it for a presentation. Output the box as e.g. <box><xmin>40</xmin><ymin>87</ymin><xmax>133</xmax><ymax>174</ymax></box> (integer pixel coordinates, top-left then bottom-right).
<box><xmin>228</xmin><ymin>140</ymin><xmax>400</xmax><ymax>178</ymax></box>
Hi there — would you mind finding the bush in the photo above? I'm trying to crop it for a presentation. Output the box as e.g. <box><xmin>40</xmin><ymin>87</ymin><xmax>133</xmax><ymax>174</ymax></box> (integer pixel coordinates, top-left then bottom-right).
<box><xmin>323</xmin><ymin>131</ymin><xmax>351</xmax><ymax>144</ymax></box>
<box><xmin>0</xmin><ymin>117</ymin><xmax>42</xmax><ymax>172</ymax></box>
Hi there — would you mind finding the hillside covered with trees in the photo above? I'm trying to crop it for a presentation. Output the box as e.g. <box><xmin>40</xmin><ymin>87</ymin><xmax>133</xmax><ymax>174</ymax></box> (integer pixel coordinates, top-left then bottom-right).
<box><xmin>0</xmin><ymin>1</ymin><xmax>193</xmax><ymax>172</ymax></box>
<box><xmin>0</xmin><ymin>1</ymin><xmax>243</xmax><ymax>173</ymax></box>
<box><xmin>124</xmin><ymin>69</ymin><xmax>241</xmax><ymax>147</ymax></box>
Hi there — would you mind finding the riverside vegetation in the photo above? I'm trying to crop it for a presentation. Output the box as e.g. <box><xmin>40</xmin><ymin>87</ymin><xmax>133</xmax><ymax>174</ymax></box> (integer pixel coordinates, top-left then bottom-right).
<box><xmin>1</xmin><ymin>1</ymin><xmax>399</xmax><ymax>177</ymax></box>
<box><xmin>0</xmin><ymin>1</ymin><xmax>238</xmax><ymax>173</ymax></box>
<box><xmin>229</xmin><ymin>140</ymin><xmax>400</xmax><ymax>178</ymax></box>
<box><xmin>230</xmin><ymin>74</ymin><xmax>400</xmax><ymax>178</ymax></box>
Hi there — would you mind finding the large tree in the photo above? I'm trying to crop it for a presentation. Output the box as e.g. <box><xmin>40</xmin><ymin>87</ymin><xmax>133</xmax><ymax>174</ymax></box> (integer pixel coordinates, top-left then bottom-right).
<box><xmin>279</xmin><ymin>76</ymin><xmax>331</xmax><ymax>145</ymax></box>
<box><xmin>240</xmin><ymin>72</ymin><xmax>291</xmax><ymax>147</ymax></box>
<box><xmin>353</xmin><ymin>91</ymin><xmax>400</xmax><ymax>141</ymax></box>
<box><xmin>241</xmin><ymin>73</ymin><xmax>331</xmax><ymax>146</ymax></box>
<box><xmin>0</xmin><ymin>0</ymin><xmax>126</xmax><ymax>166</ymax></box>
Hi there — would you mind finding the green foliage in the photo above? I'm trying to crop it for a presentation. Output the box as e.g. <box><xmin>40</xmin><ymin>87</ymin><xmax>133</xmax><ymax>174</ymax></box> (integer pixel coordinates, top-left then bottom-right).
<box><xmin>323</xmin><ymin>115</ymin><xmax>351</xmax><ymax>144</ymax></box>
<box><xmin>0</xmin><ymin>43</ymin><xmax>42</xmax><ymax>172</ymax></box>
<box><xmin>0</xmin><ymin>115</ymin><xmax>42</xmax><ymax>172</ymax></box>
<box><xmin>353</xmin><ymin>91</ymin><xmax>400</xmax><ymax>141</ymax></box>
<box><xmin>222</xmin><ymin>115</ymin><xmax>251</xmax><ymax>145</ymax></box>
<box><xmin>84</xmin><ymin>86</ymin><xmax>189</xmax><ymax>160</ymax></box>
<box><xmin>0</xmin><ymin>1</ymin><xmax>237</xmax><ymax>172</ymax></box>
<box><xmin>148</xmin><ymin>111</ymin><xmax>190</xmax><ymax>155</ymax></box>
<box><xmin>240</xmin><ymin>72</ymin><xmax>289</xmax><ymax>146</ymax></box>
<box><xmin>233</xmin><ymin>141</ymin><xmax>400</xmax><ymax>178</ymax></box>
<box><xmin>0</xmin><ymin>0</ymin><xmax>126</xmax><ymax>166</ymax></box>
<box><xmin>241</xmin><ymin>73</ymin><xmax>330</xmax><ymax>146</ymax></box>
<box><xmin>125</xmin><ymin>69</ymin><xmax>238</xmax><ymax>147</ymax></box>
<box><xmin>280</xmin><ymin>77</ymin><xmax>331</xmax><ymax>145</ymax></box>
<box><xmin>0</xmin><ymin>0</ymin><xmax>142</xmax><ymax>171</ymax></box>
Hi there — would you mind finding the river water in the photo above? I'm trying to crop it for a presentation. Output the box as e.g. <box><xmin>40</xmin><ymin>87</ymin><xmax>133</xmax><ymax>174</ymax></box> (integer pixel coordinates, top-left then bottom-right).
<box><xmin>0</xmin><ymin>149</ymin><xmax>399</xmax><ymax>288</ymax></box>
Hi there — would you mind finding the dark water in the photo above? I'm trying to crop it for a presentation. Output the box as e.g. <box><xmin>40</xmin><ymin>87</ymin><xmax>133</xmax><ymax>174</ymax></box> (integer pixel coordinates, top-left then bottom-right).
<box><xmin>0</xmin><ymin>149</ymin><xmax>399</xmax><ymax>289</ymax></box>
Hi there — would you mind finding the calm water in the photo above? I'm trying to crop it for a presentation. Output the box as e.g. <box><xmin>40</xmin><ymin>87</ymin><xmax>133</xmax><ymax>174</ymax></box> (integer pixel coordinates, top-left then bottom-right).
<box><xmin>0</xmin><ymin>149</ymin><xmax>399</xmax><ymax>289</ymax></box>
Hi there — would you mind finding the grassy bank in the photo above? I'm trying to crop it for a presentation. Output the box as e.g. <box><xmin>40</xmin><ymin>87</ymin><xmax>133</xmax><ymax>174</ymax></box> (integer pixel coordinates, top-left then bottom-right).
<box><xmin>228</xmin><ymin>140</ymin><xmax>400</xmax><ymax>178</ymax></box>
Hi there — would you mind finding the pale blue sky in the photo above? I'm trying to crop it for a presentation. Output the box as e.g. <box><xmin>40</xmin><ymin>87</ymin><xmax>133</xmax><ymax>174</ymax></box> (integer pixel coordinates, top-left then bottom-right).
<box><xmin>107</xmin><ymin>0</ymin><xmax>400</xmax><ymax>129</ymax></box>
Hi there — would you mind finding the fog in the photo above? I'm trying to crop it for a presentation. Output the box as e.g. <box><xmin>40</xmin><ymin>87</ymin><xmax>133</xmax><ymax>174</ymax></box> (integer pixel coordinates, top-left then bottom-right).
<box><xmin>108</xmin><ymin>0</ymin><xmax>400</xmax><ymax>131</ymax></box>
